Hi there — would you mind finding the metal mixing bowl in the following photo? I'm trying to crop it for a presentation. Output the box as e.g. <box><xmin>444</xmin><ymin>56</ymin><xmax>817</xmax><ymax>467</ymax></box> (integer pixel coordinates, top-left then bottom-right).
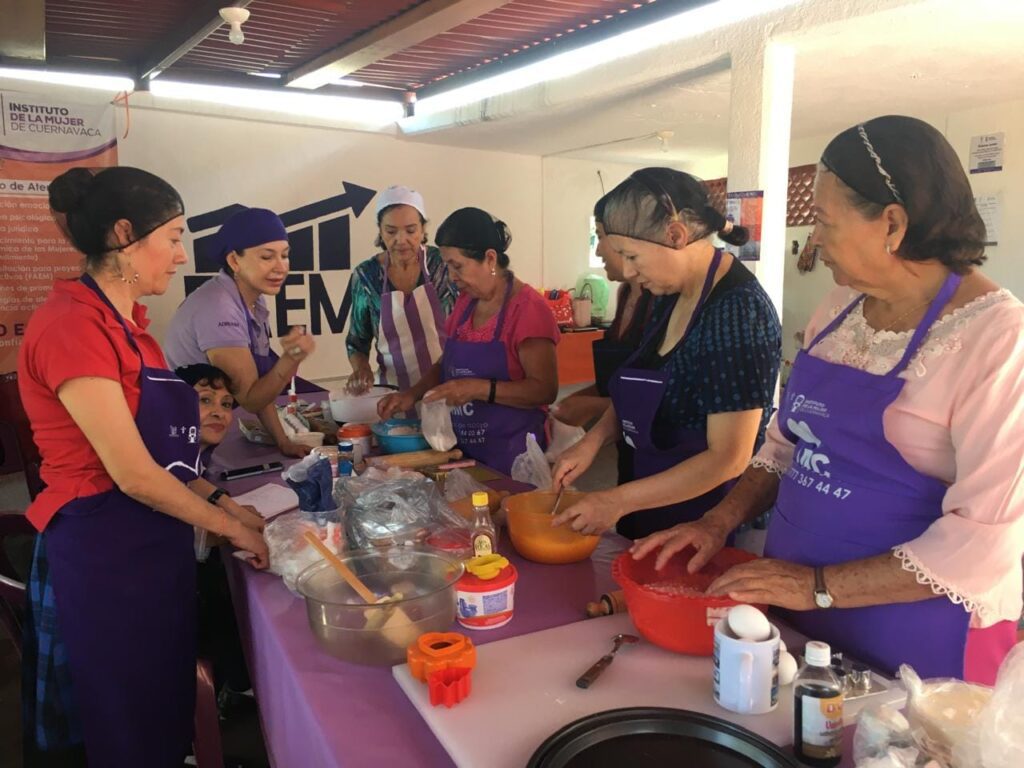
<box><xmin>296</xmin><ymin>547</ymin><xmax>464</xmax><ymax>666</ymax></box>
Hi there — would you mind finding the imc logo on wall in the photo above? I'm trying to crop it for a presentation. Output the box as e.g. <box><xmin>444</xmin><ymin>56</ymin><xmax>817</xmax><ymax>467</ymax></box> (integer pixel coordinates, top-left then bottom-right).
<box><xmin>184</xmin><ymin>181</ymin><xmax>376</xmax><ymax>336</ymax></box>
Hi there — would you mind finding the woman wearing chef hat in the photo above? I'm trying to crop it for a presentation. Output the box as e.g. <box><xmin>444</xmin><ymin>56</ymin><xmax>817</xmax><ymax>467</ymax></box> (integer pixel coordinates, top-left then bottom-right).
<box><xmin>345</xmin><ymin>185</ymin><xmax>457</xmax><ymax>394</ymax></box>
<box><xmin>164</xmin><ymin>206</ymin><xmax>315</xmax><ymax>457</ymax></box>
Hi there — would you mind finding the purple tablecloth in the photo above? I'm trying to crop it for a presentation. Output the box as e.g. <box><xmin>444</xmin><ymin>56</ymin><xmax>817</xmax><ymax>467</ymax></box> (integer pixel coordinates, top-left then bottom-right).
<box><xmin>212</xmin><ymin>412</ymin><xmax>857</xmax><ymax>768</ymax></box>
<box><xmin>212</xmin><ymin>416</ymin><xmax>624</xmax><ymax>767</ymax></box>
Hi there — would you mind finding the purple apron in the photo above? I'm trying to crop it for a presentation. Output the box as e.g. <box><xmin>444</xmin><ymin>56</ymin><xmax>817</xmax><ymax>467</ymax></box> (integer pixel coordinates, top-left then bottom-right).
<box><xmin>43</xmin><ymin>274</ymin><xmax>201</xmax><ymax>766</ymax></box>
<box><xmin>441</xmin><ymin>278</ymin><xmax>547</xmax><ymax>476</ymax></box>
<box><xmin>764</xmin><ymin>272</ymin><xmax>1004</xmax><ymax>680</ymax></box>
<box><xmin>377</xmin><ymin>248</ymin><xmax>447</xmax><ymax>390</ymax></box>
<box><xmin>609</xmin><ymin>250</ymin><xmax>732</xmax><ymax>540</ymax></box>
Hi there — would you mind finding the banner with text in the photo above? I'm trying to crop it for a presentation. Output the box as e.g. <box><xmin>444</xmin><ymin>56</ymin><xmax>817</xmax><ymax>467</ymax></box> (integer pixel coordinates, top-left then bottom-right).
<box><xmin>0</xmin><ymin>91</ymin><xmax>118</xmax><ymax>375</ymax></box>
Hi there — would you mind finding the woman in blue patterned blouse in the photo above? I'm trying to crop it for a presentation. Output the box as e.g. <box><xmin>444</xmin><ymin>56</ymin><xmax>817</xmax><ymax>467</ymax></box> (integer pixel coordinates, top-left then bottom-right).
<box><xmin>345</xmin><ymin>186</ymin><xmax>458</xmax><ymax>393</ymax></box>
<box><xmin>552</xmin><ymin>168</ymin><xmax>781</xmax><ymax>539</ymax></box>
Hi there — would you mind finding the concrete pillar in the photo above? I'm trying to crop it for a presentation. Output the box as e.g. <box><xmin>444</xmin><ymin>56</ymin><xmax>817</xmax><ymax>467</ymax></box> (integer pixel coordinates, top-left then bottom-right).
<box><xmin>726</xmin><ymin>40</ymin><xmax>795</xmax><ymax>320</ymax></box>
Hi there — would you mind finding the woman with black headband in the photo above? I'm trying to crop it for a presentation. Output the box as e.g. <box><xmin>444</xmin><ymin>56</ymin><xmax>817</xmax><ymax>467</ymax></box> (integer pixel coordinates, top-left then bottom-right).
<box><xmin>378</xmin><ymin>207</ymin><xmax>560</xmax><ymax>474</ymax></box>
<box><xmin>18</xmin><ymin>167</ymin><xmax>268</xmax><ymax>766</ymax></box>
<box><xmin>634</xmin><ymin>116</ymin><xmax>1024</xmax><ymax>684</ymax></box>
<box><xmin>551</xmin><ymin>168</ymin><xmax>782</xmax><ymax>541</ymax></box>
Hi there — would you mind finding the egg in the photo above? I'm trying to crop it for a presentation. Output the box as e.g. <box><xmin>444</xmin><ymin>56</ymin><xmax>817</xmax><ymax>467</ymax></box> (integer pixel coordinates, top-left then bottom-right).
<box><xmin>726</xmin><ymin>605</ymin><xmax>771</xmax><ymax>641</ymax></box>
<box><xmin>778</xmin><ymin>651</ymin><xmax>798</xmax><ymax>685</ymax></box>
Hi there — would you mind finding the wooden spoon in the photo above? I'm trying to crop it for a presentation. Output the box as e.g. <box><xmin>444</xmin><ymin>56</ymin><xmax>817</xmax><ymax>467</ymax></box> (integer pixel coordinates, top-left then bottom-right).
<box><xmin>303</xmin><ymin>531</ymin><xmax>377</xmax><ymax>603</ymax></box>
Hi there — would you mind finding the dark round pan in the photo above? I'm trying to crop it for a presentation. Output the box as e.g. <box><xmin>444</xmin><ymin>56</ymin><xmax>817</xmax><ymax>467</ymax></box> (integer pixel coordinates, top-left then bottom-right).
<box><xmin>528</xmin><ymin>707</ymin><xmax>800</xmax><ymax>768</ymax></box>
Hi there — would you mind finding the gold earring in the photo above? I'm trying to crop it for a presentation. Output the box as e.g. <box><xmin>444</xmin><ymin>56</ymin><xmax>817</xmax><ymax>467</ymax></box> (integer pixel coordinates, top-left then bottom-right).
<box><xmin>491</xmin><ymin>268</ymin><xmax>496</xmax><ymax>276</ymax></box>
<box><xmin>118</xmin><ymin>257</ymin><xmax>140</xmax><ymax>285</ymax></box>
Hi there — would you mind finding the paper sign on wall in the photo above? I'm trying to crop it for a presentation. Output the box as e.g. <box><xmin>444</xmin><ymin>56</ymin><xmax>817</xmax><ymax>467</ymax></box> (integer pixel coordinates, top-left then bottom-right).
<box><xmin>974</xmin><ymin>194</ymin><xmax>1001</xmax><ymax>246</ymax></box>
<box><xmin>723</xmin><ymin>190</ymin><xmax>764</xmax><ymax>262</ymax></box>
<box><xmin>969</xmin><ymin>133</ymin><xmax>1003</xmax><ymax>174</ymax></box>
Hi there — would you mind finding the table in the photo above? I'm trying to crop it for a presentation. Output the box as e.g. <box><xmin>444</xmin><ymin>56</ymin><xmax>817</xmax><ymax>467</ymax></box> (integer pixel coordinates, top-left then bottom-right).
<box><xmin>211</xmin><ymin>419</ymin><xmax>858</xmax><ymax>768</ymax></box>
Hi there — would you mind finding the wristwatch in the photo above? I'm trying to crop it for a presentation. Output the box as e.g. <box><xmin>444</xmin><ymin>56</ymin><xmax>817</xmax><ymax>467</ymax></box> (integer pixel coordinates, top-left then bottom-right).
<box><xmin>813</xmin><ymin>566</ymin><xmax>835</xmax><ymax>609</ymax></box>
<box><xmin>206</xmin><ymin>487</ymin><xmax>229</xmax><ymax>505</ymax></box>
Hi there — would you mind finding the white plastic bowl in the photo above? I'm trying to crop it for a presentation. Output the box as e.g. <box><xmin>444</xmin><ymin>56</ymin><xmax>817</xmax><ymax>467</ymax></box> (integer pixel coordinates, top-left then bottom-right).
<box><xmin>329</xmin><ymin>386</ymin><xmax>391</xmax><ymax>424</ymax></box>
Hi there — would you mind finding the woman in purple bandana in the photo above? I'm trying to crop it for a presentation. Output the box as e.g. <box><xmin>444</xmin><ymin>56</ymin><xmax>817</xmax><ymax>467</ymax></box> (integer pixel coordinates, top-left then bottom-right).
<box><xmin>164</xmin><ymin>207</ymin><xmax>316</xmax><ymax>457</ymax></box>
<box><xmin>550</xmin><ymin>168</ymin><xmax>782</xmax><ymax>541</ymax></box>
<box><xmin>18</xmin><ymin>168</ymin><xmax>269</xmax><ymax>767</ymax></box>
<box><xmin>633</xmin><ymin>116</ymin><xmax>1024</xmax><ymax>685</ymax></box>
<box><xmin>378</xmin><ymin>208</ymin><xmax>560</xmax><ymax>475</ymax></box>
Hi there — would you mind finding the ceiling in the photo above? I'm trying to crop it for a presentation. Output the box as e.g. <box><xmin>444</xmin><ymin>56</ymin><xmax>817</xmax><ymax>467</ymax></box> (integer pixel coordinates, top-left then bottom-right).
<box><xmin>4</xmin><ymin>0</ymin><xmax>711</xmax><ymax>97</ymax></box>
<box><xmin>398</xmin><ymin>0</ymin><xmax>1024</xmax><ymax>167</ymax></box>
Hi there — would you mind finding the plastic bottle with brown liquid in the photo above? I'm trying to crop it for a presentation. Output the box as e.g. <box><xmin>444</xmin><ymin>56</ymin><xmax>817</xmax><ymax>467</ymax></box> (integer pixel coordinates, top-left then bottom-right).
<box><xmin>470</xmin><ymin>491</ymin><xmax>496</xmax><ymax>557</ymax></box>
<box><xmin>793</xmin><ymin>641</ymin><xmax>844</xmax><ymax>767</ymax></box>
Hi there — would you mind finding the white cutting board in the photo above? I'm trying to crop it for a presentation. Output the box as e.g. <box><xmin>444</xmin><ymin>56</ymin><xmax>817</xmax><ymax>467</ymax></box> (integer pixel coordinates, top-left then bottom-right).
<box><xmin>393</xmin><ymin>614</ymin><xmax>904</xmax><ymax>768</ymax></box>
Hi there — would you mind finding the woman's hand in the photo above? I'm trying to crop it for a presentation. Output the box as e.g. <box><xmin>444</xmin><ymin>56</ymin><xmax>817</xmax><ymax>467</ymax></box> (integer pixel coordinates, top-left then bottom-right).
<box><xmin>277</xmin><ymin>439</ymin><xmax>312</xmax><ymax>458</ymax></box>
<box><xmin>551</xmin><ymin>434</ymin><xmax>602</xmax><ymax>490</ymax></box>
<box><xmin>225</xmin><ymin>500</ymin><xmax>265</xmax><ymax>532</ymax></box>
<box><xmin>705</xmin><ymin>558</ymin><xmax>815</xmax><ymax>611</ymax></box>
<box><xmin>278</xmin><ymin>326</ymin><xmax>315</xmax><ymax>367</ymax></box>
<box><xmin>227</xmin><ymin>520</ymin><xmax>270</xmax><ymax>569</ymax></box>
<box><xmin>346</xmin><ymin>366</ymin><xmax>375</xmax><ymax>395</ymax></box>
<box><xmin>378</xmin><ymin>390</ymin><xmax>418</xmax><ymax>420</ymax></box>
<box><xmin>629</xmin><ymin>515</ymin><xmax>732</xmax><ymax>572</ymax></box>
<box><xmin>423</xmin><ymin>379</ymin><xmax>486</xmax><ymax>407</ymax></box>
<box><xmin>551</xmin><ymin>489</ymin><xmax>621</xmax><ymax>535</ymax></box>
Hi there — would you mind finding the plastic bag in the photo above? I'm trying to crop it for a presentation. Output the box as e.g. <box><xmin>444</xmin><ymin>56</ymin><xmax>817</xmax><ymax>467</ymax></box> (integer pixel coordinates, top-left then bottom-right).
<box><xmin>442</xmin><ymin>468</ymin><xmax>491</xmax><ymax>502</ymax></box>
<box><xmin>343</xmin><ymin>476</ymin><xmax>468</xmax><ymax>550</ymax></box>
<box><xmin>545</xmin><ymin>416</ymin><xmax>585</xmax><ymax>462</ymax></box>
<box><xmin>976</xmin><ymin>643</ymin><xmax>1024</xmax><ymax>768</ymax></box>
<box><xmin>854</xmin><ymin>705</ymin><xmax>922</xmax><ymax>767</ymax></box>
<box><xmin>265</xmin><ymin>512</ymin><xmax>329</xmax><ymax>595</ymax></box>
<box><xmin>419</xmin><ymin>399</ymin><xmax>457</xmax><ymax>452</ymax></box>
<box><xmin>511</xmin><ymin>432</ymin><xmax>553</xmax><ymax>489</ymax></box>
<box><xmin>901</xmin><ymin>663</ymin><xmax>992</xmax><ymax>767</ymax></box>
<box><xmin>283</xmin><ymin>453</ymin><xmax>335</xmax><ymax>514</ymax></box>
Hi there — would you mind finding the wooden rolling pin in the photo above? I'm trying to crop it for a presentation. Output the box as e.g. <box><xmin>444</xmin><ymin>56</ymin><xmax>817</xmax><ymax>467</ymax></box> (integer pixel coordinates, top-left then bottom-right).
<box><xmin>365</xmin><ymin>448</ymin><xmax>462</xmax><ymax>470</ymax></box>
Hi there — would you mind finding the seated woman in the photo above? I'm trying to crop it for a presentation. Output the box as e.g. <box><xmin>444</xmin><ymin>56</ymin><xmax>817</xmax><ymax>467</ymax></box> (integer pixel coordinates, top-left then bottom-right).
<box><xmin>19</xmin><ymin>167</ymin><xmax>267</xmax><ymax>767</ymax></box>
<box><xmin>633</xmin><ymin>116</ymin><xmax>1024</xmax><ymax>685</ymax></box>
<box><xmin>176</xmin><ymin>362</ymin><xmax>260</xmax><ymax>709</ymax></box>
<box><xmin>163</xmin><ymin>207</ymin><xmax>314</xmax><ymax>457</ymax></box>
<box><xmin>552</xmin><ymin>168</ymin><xmax>781</xmax><ymax>540</ymax></box>
<box><xmin>345</xmin><ymin>185</ymin><xmax>457</xmax><ymax>393</ymax></box>
<box><xmin>378</xmin><ymin>207</ymin><xmax>560</xmax><ymax>475</ymax></box>
<box><xmin>553</xmin><ymin>192</ymin><xmax>654</xmax><ymax>485</ymax></box>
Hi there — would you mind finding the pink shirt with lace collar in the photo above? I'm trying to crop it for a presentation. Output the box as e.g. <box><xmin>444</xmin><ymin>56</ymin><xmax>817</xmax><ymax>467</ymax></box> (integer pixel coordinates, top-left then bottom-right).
<box><xmin>755</xmin><ymin>284</ymin><xmax>1024</xmax><ymax>628</ymax></box>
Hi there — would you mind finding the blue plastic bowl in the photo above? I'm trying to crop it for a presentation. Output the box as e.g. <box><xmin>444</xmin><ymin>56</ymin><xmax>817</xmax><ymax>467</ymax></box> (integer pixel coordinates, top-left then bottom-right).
<box><xmin>372</xmin><ymin>418</ymin><xmax>430</xmax><ymax>454</ymax></box>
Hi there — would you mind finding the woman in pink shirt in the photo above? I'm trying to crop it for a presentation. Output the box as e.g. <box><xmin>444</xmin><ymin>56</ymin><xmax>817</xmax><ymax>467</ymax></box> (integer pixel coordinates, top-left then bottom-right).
<box><xmin>379</xmin><ymin>207</ymin><xmax>560</xmax><ymax>474</ymax></box>
<box><xmin>633</xmin><ymin>115</ymin><xmax>1024</xmax><ymax>684</ymax></box>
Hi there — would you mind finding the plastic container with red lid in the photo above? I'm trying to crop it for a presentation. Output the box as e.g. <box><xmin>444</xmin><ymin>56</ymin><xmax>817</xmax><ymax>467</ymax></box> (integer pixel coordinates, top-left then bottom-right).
<box><xmin>456</xmin><ymin>555</ymin><xmax>517</xmax><ymax>630</ymax></box>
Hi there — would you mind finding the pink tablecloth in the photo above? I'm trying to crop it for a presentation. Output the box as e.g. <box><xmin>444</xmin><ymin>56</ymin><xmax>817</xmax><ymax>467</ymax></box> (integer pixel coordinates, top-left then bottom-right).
<box><xmin>213</xmin><ymin>415</ymin><xmax>856</xmax><ymax>767</ymax></box>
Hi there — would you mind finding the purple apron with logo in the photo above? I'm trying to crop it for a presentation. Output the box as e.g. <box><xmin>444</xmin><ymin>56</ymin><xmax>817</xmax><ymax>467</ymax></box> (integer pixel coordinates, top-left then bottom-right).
<box><xmin>765</xmin><ymin>272</ymin><xmax>1014</xmax><ymax>681</ymax></box>
<box><xmin>608</xmin><ymin>250</ymin><xmax>734</xmax><ymax>540</ymax></box>
<box><xmin>441</xmin><ymin>278</ymin><xmax>547</xmax><ymax>476</ymax></box>
<box><xmin>43</xmin><ymin>274</ymin><xmax>201</xmax><ymax>766</ymax></box>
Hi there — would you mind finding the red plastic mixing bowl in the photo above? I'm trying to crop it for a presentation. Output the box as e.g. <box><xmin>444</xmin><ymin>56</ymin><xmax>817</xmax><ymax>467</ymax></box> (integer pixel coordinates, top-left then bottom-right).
<box><xmin>612</xmin><ymin>547</ymin><xmax>763</xmax><ymax>656</ymax></box>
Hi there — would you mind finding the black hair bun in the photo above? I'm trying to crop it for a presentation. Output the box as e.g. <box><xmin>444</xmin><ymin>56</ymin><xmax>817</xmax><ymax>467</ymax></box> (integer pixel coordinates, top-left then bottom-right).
<box><xmin>494</xmin><ymin>219</ymin><xmax>513</xmax><ymax>252</ymax></box>
<box><xmin>49</xmin><ymin>167</ymin><xmax>94</xmax><ymax>214</ymax></box>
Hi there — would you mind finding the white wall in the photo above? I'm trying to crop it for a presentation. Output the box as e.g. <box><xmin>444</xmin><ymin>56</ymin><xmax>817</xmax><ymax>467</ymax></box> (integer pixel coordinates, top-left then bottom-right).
<box><xmin>112</xmin><ymin>104</ymin><xmax>543</xmax><ymax>382</ymax></box>
<box><xmin>539</xmin><ymin>156</ymin><xmax>642</xmax><ymax>313</ymax></box>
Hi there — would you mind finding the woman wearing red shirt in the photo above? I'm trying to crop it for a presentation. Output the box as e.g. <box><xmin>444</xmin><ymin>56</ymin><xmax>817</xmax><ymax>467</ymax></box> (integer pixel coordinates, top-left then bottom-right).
<box><xmin>18</xmin><ymin>167</ymin><xmax>268</xmax><ymax>767</ymax></box>
<box><xmin>378</xmin><ymin>207</ymin><xmax>560</xmax><ymax>474</ymax></box>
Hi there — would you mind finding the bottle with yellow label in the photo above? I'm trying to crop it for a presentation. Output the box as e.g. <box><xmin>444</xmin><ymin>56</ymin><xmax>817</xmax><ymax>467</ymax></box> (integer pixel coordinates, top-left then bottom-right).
<box><xmin>470</xmin><ymin>491</ymin><xmax>496</xmax><ymax>557</ymax></box>
<box><xmin>794</xmin><ymin>641</ymin><xmax>844</xmax><ymax>767</ymax></box>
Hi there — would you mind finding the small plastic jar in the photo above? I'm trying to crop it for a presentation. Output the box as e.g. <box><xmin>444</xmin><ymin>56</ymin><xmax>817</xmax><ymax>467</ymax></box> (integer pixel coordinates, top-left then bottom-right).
<box><xmin>456</xmin><ymin>555</ymin><xmax>518</xmax><ymax>630</ymax></box>
<box><xmin>336</xmin><ymin>423</ymin><xmax>373</xmax><ymax>463</ymax></box>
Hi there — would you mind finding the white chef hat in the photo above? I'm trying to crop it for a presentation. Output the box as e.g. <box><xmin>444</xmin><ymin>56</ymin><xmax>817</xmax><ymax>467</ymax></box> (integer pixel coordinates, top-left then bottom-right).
<box><xmin>375</xmin><ymin>185</ymin><xmax>426</xmax><ymax>218</ymax></box>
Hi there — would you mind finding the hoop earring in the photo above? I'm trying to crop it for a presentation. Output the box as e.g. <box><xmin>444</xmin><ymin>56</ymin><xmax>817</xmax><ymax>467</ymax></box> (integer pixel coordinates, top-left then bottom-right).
<box><xmin>118</xmin><ymin>258</ymin><xmax>140</xmax><ymax>285</ymax></box>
